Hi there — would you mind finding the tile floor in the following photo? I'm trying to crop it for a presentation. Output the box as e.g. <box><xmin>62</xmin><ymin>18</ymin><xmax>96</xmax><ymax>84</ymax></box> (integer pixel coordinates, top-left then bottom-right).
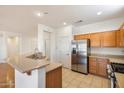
<box><xmin>0</xmin><ymin>63</ymin><xmax>110</xmax><ymax>88</ymax></box>
<box><xmin>62</xmin><ymin>68</ymin><xmax>110</xmax><ymax>88</ymax></box>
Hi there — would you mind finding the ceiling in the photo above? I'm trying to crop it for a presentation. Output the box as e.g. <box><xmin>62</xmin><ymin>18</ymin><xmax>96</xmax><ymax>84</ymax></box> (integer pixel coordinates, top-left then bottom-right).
<box><xmin>0</xmin><ymin>5</ymin><xmax>124</xmax><ymax>34</ymax></box>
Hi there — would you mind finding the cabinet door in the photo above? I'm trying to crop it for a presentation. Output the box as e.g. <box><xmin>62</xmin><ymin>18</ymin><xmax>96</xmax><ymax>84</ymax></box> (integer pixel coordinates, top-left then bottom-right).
<box><xmin>46</xmin><ymin>67</ymin><xmax>62</xmax><ymax>88</ymax></box>
<box><xmin>117</xmin><ymin>29</ymin><xmax>124</xmax><ymax>47</ymax></box>
<box><xmin>97</xmin><ymin>58</ymin><xmax>108</xmax><ymax>77</ymax></box>
<box><xmin>120</xmin><ymin>29</ymin><xmax>124</xmax><ymax>47</ymax></box>
<box><xmin>117</xmin><ymin>30</ymin><xmax>121</xmax><ymax>47</ymax></box>
<box><xmin>101</xmin><ymin>31</ymin><xmax>117</xmax><ymax>47</ymax></box>
<box><xmin>90</xmin><ymin>33</ymin><xmax>101</xmax><ymax>47</ymax></box>
<box><xmin>89</xmin><ymin>57</ymin><xmax>97</xmax><ymax>74</ymax></box>
<box><xmin>74</xmin><ymin>34</ymin><xmax>89</xmax><ymax>40</ymax></box>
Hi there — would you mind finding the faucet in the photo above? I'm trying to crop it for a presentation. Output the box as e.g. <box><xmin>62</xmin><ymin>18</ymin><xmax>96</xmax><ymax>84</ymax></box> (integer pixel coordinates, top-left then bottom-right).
<box><xmin>34</xmin><ymin>48</ymin><xmax>39</xmax><ymax>57</ymax></box>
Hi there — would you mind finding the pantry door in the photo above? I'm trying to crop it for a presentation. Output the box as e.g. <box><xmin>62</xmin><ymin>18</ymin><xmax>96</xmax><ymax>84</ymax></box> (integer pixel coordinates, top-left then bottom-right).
<box><xmin>56</xmin><ymin>36</ymin><xmax>71</xmax><ymax>68</ymax></box>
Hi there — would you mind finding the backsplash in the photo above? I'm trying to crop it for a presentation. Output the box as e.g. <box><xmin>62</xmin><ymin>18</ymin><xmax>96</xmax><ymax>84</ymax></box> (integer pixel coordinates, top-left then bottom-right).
<box><xmin>91</xmin><ymin>48</ymin><xmax>124</xmax><ymax>55</ymax></box>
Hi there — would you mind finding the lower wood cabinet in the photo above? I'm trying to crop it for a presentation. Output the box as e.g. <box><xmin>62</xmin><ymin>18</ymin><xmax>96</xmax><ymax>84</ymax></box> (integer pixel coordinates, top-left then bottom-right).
<box><xmin>89</xmin><ymin>57</ymin><xmax>109</xmax><ymax>77</ymax></box>
<box><xmin>46</xmin><ymin>66</ymin><xmax>62</xmax><ymax>88</ymax></box>
<box><xmin>89</xmin><ymin>57</ymin><xmax>97</xmax><ymax>74</ymax></box>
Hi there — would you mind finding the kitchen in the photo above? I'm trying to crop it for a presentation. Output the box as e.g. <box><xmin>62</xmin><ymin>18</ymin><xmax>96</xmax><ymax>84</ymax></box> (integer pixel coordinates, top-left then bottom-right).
<box><xmin>0</xmin><ymin>5</ymin><xmax>124</xmax><ymax>88</ymax></box>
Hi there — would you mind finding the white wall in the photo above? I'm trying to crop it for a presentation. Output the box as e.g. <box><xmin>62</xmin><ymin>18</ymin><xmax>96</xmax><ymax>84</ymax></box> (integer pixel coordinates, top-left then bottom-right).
<box><xmin>38</xmin><ymin>24</ymin><xmax>56</xmax><ymax>63</ymax></box>
<box><xmin>73</xmin><ymin>17</ymin><xmax>124</xmax><ymax>35</ymax></box>
<box><xmin>0</xmin><ymin>32</ymin><xmax>7</xmax><ymax>62</ymax></box>
<box><xmin>20</xmin><ymin>33</ymin><xmax>37</xmax><ymax>54</ymax></box>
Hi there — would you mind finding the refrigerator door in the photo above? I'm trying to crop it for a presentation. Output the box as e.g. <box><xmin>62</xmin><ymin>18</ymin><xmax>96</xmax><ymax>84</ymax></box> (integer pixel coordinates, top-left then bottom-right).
<box><xmin>71</xmin><ymin>41</ymin><xmax>78</xmax><ymax>71</ymax></box>
<box><xmin>77</xmin><ymin>40</ymin><xmax>88</xmax><ymax>74</ymax></box>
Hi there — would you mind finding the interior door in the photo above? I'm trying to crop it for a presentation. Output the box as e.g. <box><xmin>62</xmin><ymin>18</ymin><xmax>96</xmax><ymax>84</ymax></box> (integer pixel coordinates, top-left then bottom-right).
<box><xmin>7</xmin><ymin>37</ymin><xmax>19</xmax><ymax>57</ymax></box>
<box><xmin>56</xmin><ymin>36</ymin><xmax>70</xmax><ymax>68</ymax></box>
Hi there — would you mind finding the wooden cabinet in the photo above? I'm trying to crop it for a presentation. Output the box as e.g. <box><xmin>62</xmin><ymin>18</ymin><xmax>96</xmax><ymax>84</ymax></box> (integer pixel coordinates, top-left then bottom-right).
<box><xmin>97</xmin><ymin>58</ymin><xmax>108</xmax><ymax>77</ymax></box>
<box><xmin>89</xmin><ymin>57</ymin><xmax>97</xmax><ymax>74</ymax></box>
<box><xmin>0</xmin><ymin>63</ymin><xmax>15</xmax><ymax>88</ymax></box>
<box><xmin>120</xmin><ymin>29</ymin><xmax>124</xmax><ymax>46</ymax></box>
<box><xmin>46</xmin><ymin>66</ymin><xmax>62</xmax><ymax>88</ymax></box>
<box><xmin>90</xmin><ymin>33</ymin><xmax>101</xmax><ymax>47</ymax></box>
<box><xmin>89</xmin><ymin>57</ymin><xmax>108</xmax><ymax>77</ymax></box>
<box><xmin>101</xmin><ymin>31</ymin><xmax>117</xmax><ymax>47</ymax></box>
<box><xmin>74</xmin><ymin>30</ymin><xmax>121</xmax><ymax>47</ymax></box>
<box><xmin>74</xmin><ymin>34</ymin><xmax>89</xmax><ymax>40</ymax></box>
<box><xmin>117</xmin><ymin>29</ymin><xmax>124</xmax><ymax>47</ymax></box>
<box><xmin>117</xmin><ymin>30</ymin><xmax>121</xmax><ymax>47</ymax></box>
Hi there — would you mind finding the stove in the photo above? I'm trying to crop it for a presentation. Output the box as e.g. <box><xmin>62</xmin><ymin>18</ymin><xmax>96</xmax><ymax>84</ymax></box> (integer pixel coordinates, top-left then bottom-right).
<box><xmin>107</xmin><ymin>63</ymin><xmax>124</xmax><ymax>88</ymax></box>
<box><xmin>111</xmin><ymin>63</ymin><xmax>124</xmax><ymax>74</ymax></box>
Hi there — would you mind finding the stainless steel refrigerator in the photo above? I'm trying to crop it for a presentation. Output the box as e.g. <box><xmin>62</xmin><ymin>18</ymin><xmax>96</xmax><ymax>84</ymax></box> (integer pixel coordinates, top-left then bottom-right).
<box><xmin>71</xmin><ymin>40</ymin><xmax>89</xmax><ymax>74</ymax></box>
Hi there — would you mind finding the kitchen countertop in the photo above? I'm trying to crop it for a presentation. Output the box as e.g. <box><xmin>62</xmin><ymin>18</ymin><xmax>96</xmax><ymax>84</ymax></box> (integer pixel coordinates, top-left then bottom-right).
<box><xmin>7</xmin><ymin>54</ymin><xmax>49</xmax><ymax>73</ymax></box>
<box><xmin>46</xmin><ymin>62</ymin><xmax>62</xmax><ymax>72</ymax></box>
<box><xmin>89</xmin><ymin>54</ymin><xmax>124</xmax><ymax>64</ymax></box>
<box><xmin>115</xmin><ymin>72</ymin><xmax>124</xmax><ymax>88</ymax></box>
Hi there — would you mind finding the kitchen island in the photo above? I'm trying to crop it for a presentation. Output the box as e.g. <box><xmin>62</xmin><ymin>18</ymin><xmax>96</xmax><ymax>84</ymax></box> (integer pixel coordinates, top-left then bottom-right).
<box><xmin>46</xmin><ymin>62</ymin><xmax>62</xmax><ymax>88</ymax></box>
<box><xmin>7</xmin><ymin>54</ymin><xmax>49</xmax><ymax>88</ymax></box>
<box><xmin>6</xmin><ymin>54</ymin><xmax>62</xmax><ymax>88</ymax></box>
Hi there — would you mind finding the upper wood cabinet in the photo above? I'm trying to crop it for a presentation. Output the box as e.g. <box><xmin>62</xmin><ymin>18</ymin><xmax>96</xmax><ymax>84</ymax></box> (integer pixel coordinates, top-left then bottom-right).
<box><xmin>74</xmin><ymin>34</ymin><xmax>89</xmax><ymax>40</ymax></box>
<box><xmin>101</xmin><ymin>31</ymin><xmax>117</xmax><ymax>47</ymax></box>
<box><xmin>74</xmin><ymin>30</ymin><xmax>120</xmax><ymax>47</ymax></box>
<box><xmin>117</xmin><ymin>29</ymin><xmax>124</xmax><ymax>47</ymax></box>
<box><xmin>90</xmin><ymin>33</ymin><xmax>101</xmax><ymax>47</ymax></box>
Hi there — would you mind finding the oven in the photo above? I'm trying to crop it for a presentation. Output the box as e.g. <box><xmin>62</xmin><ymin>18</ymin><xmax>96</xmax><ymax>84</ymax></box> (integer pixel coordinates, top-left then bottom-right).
<box><xmin>107</xmin><ymin>63</ymin><xmax>124</xmax><ymax>88</ymax></box>
<box><xmin>107</xmin><ymin>64</ymin><xmax>116</xmax><ymax>88</ymax></box>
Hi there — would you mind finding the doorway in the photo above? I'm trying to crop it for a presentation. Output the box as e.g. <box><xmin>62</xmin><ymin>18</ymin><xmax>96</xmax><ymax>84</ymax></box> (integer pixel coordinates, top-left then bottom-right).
<box><xmin>7</xmin><ymin>36</ymin><xmax>20</xmax><ymax>57</ymax></box>
<box><xmin>44</xmin><ymin>31</ymin><xmax>51</xmax><ymax>60</ymax></box>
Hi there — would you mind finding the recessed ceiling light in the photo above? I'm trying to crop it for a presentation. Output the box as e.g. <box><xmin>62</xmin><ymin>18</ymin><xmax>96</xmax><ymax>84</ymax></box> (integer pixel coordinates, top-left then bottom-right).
<box><xmin>35</xmin><ymin>11</ymin><xmax>48</xmax><ymax>17</ymax></box>
<box><xmin>36</xmin><ymin>12</ymin><xmax>43</xmax><ymax>17</ymax></box>
<box><xmin>97</xmin><ymin>11</ymin><xmax>103</xmax><ymax>15</ymax></box>
<box><xmin>63</xmin><ymin>22</ymin><xmax>67</xmax><ymax>25</ymax></box>
<box><xmin>37</xmin><ymin>13</ymin><xmax>41</xmax><ymax>16</ymax></box>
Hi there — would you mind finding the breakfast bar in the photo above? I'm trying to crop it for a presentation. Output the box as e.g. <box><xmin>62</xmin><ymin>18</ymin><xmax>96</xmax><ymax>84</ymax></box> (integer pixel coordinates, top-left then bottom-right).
<box><xmin>7</xmin><ymin>54</ymin><xmax>49</xmax><ymax>88</ymax></box>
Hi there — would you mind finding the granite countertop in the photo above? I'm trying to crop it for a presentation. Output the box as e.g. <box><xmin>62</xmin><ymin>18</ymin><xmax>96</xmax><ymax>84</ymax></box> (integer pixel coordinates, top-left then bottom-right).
<box><xmin>46</xmin><ymin>62</ymin><xmax>62</xmax><ymax>72</ymax></box>
<box><xmin>115</xmin><ymin>72</ymin><xmax>124</xmax><ymax>88</ymax></box>
<box><xmin>7</xmin><ymin>54</ymin><xmax>49</xmax><ymax>73</ymax></box>
<box><xmin>89</xmin><ymin>54</ymin><xmax>124</xmax><ymax>64</ymax></box>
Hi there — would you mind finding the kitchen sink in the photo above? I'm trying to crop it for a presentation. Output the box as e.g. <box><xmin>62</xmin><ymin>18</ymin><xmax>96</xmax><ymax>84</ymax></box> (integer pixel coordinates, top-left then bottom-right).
<box><xmin>26</xmin><ymin>53</ymin><xmax>46</xmax><ymax>60</ymax></box>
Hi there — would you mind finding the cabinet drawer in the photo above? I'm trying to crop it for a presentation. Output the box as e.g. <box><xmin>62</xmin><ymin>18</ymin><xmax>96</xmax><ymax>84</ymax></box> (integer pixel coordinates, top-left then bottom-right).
<box><xmin>89</xmin><ymin>57</ymin><xmax>97</xmax><ymax>61</ymax></box>
<box><xmin>97</xmin><ymin>58</ymin><xmax>108</xmax><ymax>62</ymax></box>
<box><xmin>89</xmin><ymin>67</ymin><xmax>97</xmax><ymax>74</ymax></box>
